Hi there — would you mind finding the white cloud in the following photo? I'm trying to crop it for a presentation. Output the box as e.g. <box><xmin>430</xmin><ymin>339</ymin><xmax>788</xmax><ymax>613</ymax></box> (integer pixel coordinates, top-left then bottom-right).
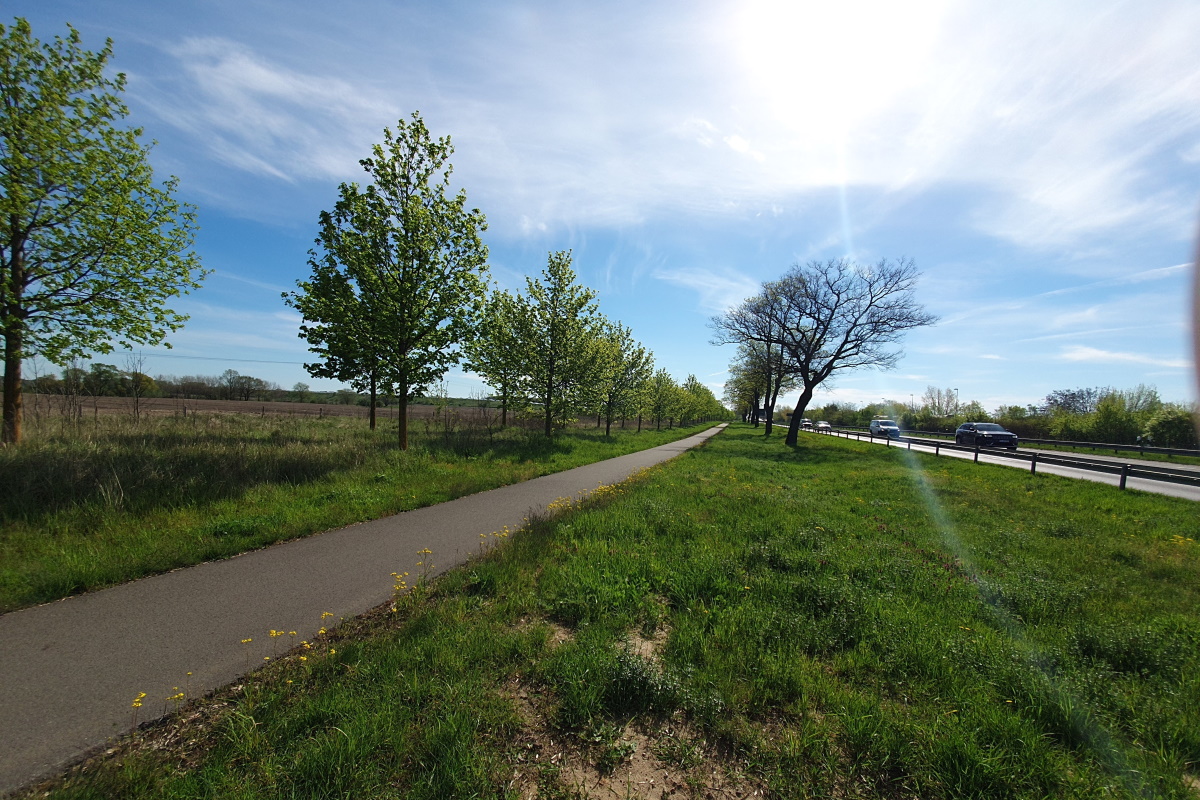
<box><xmin>1059</xmin><ymin>345</ymin><xmax>1192</xmax><ymax>370</ymax></box>
<box><xmin>134</xmin><ymin>37</ymin><xmax>396</xmax><ymax>182</ymax></box>
<box><xmin>653</xmin><ymin>267</ymin><xmax>754</xmax><ymax>314</ymax></box>
<box><xmin>128</xmin><ymin>2</ymin><xmax>1200</xmax><ymax>253</ymax></box>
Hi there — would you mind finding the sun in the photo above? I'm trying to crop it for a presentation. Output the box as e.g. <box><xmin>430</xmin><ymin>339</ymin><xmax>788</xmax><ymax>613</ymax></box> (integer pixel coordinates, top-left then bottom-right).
<box><xmin>731</xmin><ymin>0</ymin><xmax>945</xmax><ymax>133</ymax></box>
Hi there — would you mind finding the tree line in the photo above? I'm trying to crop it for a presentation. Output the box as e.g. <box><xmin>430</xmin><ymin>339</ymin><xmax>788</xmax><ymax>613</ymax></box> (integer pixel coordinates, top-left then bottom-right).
<box><xmin>0</xmin><ymin>19</ymin><xmax>724</xmax><ymax>445</ymax></box>
<box><xmin>285</xmin><ymin>114</ymin><xmax>726</xmax><ymax>448</ymax></box>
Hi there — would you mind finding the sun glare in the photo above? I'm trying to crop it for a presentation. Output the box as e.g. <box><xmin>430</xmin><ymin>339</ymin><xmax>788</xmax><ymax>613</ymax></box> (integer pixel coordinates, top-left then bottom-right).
<box><xmin>732</xmin><ymin>0</ymin><xmax>944</xmax><ymax>133</ymax></box>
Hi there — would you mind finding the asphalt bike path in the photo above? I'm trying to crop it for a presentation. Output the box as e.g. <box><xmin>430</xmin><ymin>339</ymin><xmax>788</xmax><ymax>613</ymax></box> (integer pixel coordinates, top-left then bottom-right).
<box><xmin>835</xmin><ymin>431</ymin><xmax>1200</xmax><ymax>501</ymax></box>
<box><xmin>0</xmin><ymin>424</ymin><xmax>727</xmax><ymax>796</ymax></box>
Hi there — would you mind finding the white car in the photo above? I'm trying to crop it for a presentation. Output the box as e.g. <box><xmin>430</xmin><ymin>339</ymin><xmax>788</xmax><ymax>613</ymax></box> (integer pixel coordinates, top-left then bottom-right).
<box><xmin>816</xmin><ymin>420</ymin><xmax>832</xmax><ymax>431</ymax></box>
<box><xmin>869</xmin><ymin>419</ymin><xmax>900</xmax><ymax>438</ymax></box>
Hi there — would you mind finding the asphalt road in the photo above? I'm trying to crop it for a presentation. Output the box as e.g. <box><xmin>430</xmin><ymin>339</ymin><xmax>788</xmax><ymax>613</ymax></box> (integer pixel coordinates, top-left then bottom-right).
<box><xmin>0</xmin><ymin>424</ymin><xmax>726</xmax><ymax>797</ymax></box>
<box><xmin>826</xmin><ymin>430</ymin><xmax>1200</xmax><ymax>501</ymax></box>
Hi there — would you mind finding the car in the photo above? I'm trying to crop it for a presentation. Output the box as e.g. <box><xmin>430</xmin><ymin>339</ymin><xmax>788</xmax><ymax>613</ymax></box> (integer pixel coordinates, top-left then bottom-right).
<box><xmin>800</xmin><ymin>418</ymin><xmax>813</xmax><ymax>430</ymax></box>
<box><xmin>816</xmin><ymin>420</ymin><xmax>832</xmax><ymax>431</ymax></box>
<box><xmin>869</xmin><ymin>418</ymin><xmax>900</xmax><ymax>438</ymax></box>
<box><xmin>955</xmin><ymin>422</ymin><xmax>1018</xmax><ymax>449</ymax></box>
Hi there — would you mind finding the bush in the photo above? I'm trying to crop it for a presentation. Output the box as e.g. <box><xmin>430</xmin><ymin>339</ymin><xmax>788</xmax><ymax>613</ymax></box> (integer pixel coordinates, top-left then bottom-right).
<box><xmin>1143</xmin><ymin>405</ymin><xmax>1198</xmax><ymax>448</ymax></box>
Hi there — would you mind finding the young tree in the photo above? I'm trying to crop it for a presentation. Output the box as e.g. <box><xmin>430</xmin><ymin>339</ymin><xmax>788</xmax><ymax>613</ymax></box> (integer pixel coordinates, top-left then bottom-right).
<box><xmin>719</xmin><ymin>258</ymin><xmax>937</xmax><ymax>446</ymax></box>
<box><xmin>286</xmin><ymin>203</ymin><xmax>389</xmax><ymax>429</ymax></box>
<box><xmin>463</xmin><ymin>289</ymin><xmax>523</xmax><ymax>427</ymax></box>
<box><xmin>595</xmin><ymin>321</ymin><xmax>653</xmax><ymax>436</ymax></box>
<box><xmin>286</xmin><ymin>113</ymin><xmax>489</xmax><ymax>448</ymax></box>
<box><xmin>0</xmin><ymin>19</ymin><xmax>206</xmax><ymax>443</ymax></box>
<box><xmin>510</xmin><ymin>251</ymin><xmax>602</xmax><ymax>436</ymax></box>
<box><xmin>648</xmin><ymin>369</ymin><xmax>679</xmax><ymax>430</ymax></box>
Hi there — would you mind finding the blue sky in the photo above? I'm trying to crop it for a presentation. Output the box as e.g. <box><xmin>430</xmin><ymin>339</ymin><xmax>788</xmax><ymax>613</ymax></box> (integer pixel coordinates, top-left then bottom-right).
<box><xmin>18</xmin><ymin>1</ymin><xmax>1200</xmax><ymax>412</ymax></box>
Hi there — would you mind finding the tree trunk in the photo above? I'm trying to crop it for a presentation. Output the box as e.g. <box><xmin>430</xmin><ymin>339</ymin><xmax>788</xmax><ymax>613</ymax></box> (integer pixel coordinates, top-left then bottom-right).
<box><xmin>368</xmin><ymin>372</ymin><xmax>377</xmax><ymax>430</ymax></box>
<box><xmin>500</xmin><ymin>385</ymin><xmax>508</xmax><ymax>427</ymax></box>
<box><xmin>3</xmin><ymin>326</ymin><xmax>22</xmax><ymax>444</ymax></box>
<box><xmin>544</xmin><ymin>391</ymin><xmax>553</xmax><ymax>437</ymax></box>
<box><xmin>398</xmin><ymin>382</ymin><xmax>410</xmax><ymax>450</ymax></box>
<box><xmin>637</xmin><ymin>413</ymin><xmax>642</xmax><ymax>432</ymax></box>
<box><xmin>785</xmin><ymin>386</ymin><xmax>814</xmax><ymax>446</ymax></box>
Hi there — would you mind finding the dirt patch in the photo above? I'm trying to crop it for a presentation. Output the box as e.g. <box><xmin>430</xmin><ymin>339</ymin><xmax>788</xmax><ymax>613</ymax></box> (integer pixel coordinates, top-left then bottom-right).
<box><xmin>502</xmin><ymin>675</ymin><xmax>764</xmax><ymax>800</ymax></box>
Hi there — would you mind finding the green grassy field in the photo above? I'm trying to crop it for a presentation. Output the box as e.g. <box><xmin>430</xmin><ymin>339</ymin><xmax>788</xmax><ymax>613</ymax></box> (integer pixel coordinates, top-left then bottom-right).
<box><xmin>0</xmin><ymin>413</ymin><xmax>713</xmax><ymax>613</ymax></box>
<box><xmin>24</xmin><ymin>424</ymin><xmax>1200</xmax><ymax>799</ymax></box>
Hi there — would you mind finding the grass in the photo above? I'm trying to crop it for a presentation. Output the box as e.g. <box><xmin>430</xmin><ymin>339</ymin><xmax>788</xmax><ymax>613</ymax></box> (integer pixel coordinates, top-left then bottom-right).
<box><xmin>22</xmin><ymin>424</ymin><xmax>1200</xmax><ymax>799</ymax></box>
<box><xmin>0</xmin><ymin>412</ymin><xmax>714</xmax><ymax>612</ymax></box>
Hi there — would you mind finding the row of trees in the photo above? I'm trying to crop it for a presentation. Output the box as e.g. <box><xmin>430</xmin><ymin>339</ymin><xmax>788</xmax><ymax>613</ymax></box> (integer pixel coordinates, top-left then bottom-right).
<box><xmin>715</xmin><ymin>258</ymin><xmax>938</xmax><ymax>445</ymax></box>
<box><xmin>28</xmin><ymin>365</ymin><xmax>285</xmax><ymax>402</ymax></box>
<box><xmin>803</xmin><ymin>384</ymin><xmax>1198</xmax><ymax>449</ymax></box>
<box><xmin>286</xmin><ymin>114</ymin><xmax>725</xmax><ymax>447</ymax></box>
<box><xmin>465</xmin><ymin>254</ymin><xmax>725</xmax><ymax>434</ymax></box>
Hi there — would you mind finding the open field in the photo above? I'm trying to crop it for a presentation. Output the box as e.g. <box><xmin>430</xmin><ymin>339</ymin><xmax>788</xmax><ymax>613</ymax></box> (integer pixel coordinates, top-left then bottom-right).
<box><xmin>21</xmin><ymin>392</ymin><xmax>495</xmax><ymax>421</ymax></box>
<box><xmin>25</xmin><ymin>425</ymin><xmax>1200</xmax><ymax>799</ymax></box>
<box><xmin>0</xmin><ymin>411</ymin><xmax>711</xmax><ymax>613</ymax></box>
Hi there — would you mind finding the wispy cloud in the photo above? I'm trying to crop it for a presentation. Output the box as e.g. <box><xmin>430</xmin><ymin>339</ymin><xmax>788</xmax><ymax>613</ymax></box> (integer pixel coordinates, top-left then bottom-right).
<box><xmin>1035</xmin><ymin>263</ymin><xmax>1190</xmax><ymax>298</ymax></box>
<box><xmin>653</xmin><ymin>267</ymin><xmax>754</xmax><ymax>314</ymax></box>
<box><xmin>1059</xmin><ymin>345</ymin><xmax>1192</xmax><ymax>370</ymax></box>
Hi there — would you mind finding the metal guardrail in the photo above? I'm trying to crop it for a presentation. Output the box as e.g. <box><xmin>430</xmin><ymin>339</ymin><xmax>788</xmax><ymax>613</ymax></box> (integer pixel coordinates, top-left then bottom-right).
<box><xmin>819</xmin><ymin>428</ymin><xmax>1200</xmax><ymax>490</ymax></box>
<box><xmin>832</xmin><ymin>425</ymin><xmax>1200</xmax><ymax>458</ymax></box>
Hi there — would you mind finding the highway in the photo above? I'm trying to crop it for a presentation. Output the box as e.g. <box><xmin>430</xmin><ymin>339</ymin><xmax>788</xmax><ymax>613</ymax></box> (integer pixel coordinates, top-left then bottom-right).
<box><xmin>821</xmin><ymin>429</ymin><xmax>1200</xmax><ymax>502</ymax></box>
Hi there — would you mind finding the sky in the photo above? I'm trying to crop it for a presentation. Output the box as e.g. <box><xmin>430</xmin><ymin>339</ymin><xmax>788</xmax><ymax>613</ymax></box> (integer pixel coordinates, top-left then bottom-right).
<box><xmin>16</xmin><ymin>0</ymin><xmax>1200</xmax><ymax>413</ymax></box>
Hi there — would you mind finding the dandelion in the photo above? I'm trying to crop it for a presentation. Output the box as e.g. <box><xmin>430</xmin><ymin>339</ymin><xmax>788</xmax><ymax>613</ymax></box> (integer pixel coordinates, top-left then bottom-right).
<box><xmin>241</xmin><ymin>638</ymin><xmax>253</xmax><ymax>644</ymax></box>
<box><xmin>264</xmin><ymin>656</ymin><xmax>270</xmax><ymax>661</ymax></box>
<box><xmin>321</xmin><ymin>611</ymin><xmax>334</xmax><ymax>619</ymax></box>
<box><xmin>318</xmin><ymin>627</ymin><xmax>327</xmax><ymax>635</ymax></box>
<box><xmin>299</xmin><ymin>656</ymin><xmax>307</xmax><ymax>662</ymax></box>
<box><xmin>329</xmin><ymin>649</ymin><xmax>337</xmax><ymax>655</ymax></box>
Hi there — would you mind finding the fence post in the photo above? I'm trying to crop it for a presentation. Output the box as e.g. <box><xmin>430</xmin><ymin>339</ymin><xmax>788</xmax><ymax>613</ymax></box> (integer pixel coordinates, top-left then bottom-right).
<box><xmin>974</xmin><ymin>445</ymin><xmax>979</xmax><ymax>463</ymax></box>
<box><xmin>935</xmin><ymin>443</ymin><xmax>940</xmax><ymax>456</ymax></box>
<box><xmin>1030</xmin><ymin>453</ymin><xmax>1037</xmax><ymax>475</ymax></box>
<box><xmin>886</xmin><ymin>436</ymin><xmax>890</xmax><ymax>447</ymax></box>
<box><xmin>1119</xmin><ymin>464</ymin><xmax>1129</xmax><ymax>490</ymax></box>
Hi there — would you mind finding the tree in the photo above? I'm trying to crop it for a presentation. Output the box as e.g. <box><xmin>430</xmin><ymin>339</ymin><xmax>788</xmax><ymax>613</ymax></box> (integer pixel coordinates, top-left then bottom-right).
<box><xmin>510</xmin><ymin>251</ymin><xmax>602</xmax><ymax>436</ymax></box>
<box><xmin>1143</xmin><ymin>404</ymin><xmax>1197</xmax><ymax>448</ymax></box>
<box><xmin>286</xmin><ymin>113</ymin><xmax>489</xmax><ymax>448</ymax></box>
<box><xmin>720</xmin><ymin>258</ymin><xmax>937</xmax><ymax>446</ymax></box>
<box><xmin>0</xmin><ymin>19</ymin><xmax>206</xmax><ymax>443</ymax></box>
<box><xmin>463</xmin><ymin>289</ymin><xmax>523</xmax><ymax>427</ymax></box>
<box><xmin>647</xmin><ymin>369</ymin><xmax>679</xmax><ymax>430</ymax></box>
<box><xmin>595</xmin><ymin>321</ymin><xmax>653</xmax><ymax>436</ymax></box>
<box><xmin>711</xmin><ymin>286</ymin><xmax>800</xmax><ymax>436</ymax></box>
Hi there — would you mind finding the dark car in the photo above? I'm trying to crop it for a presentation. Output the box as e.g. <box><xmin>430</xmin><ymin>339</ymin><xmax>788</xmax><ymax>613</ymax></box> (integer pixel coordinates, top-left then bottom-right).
<box><xmin>955</xmin><ymin>422</ymin><xmax>1018</xmax><ymax>449</ymax></box>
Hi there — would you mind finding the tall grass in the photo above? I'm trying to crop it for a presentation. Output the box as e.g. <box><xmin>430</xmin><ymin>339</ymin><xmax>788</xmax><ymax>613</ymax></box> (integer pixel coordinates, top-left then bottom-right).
<box><xmin>28</xmin><ymin>425</ymin><xmax>1200</xmax><ymax>799</ymax></box>
<box><xmin>0</xmin><ymin>411</ymin><xmax>713</xmax><ymax>612</ymax></box>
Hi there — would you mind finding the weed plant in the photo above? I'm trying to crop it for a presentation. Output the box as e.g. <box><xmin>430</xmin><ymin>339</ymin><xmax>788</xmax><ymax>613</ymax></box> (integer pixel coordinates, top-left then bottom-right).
<box><xmin>28</xmin><ymin>425</ymin><xmax>1200</xmax><ymax>799</ymax></box>
<box><xmin>0</xmin><ymin>412</ymin><xmax>713</xmax><ymax>611</ymax></box>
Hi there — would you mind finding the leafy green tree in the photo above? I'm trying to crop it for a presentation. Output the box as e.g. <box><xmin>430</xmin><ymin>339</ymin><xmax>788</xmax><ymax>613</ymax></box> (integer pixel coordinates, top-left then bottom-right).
<box><xmin>286</xmin><ymin>198</ymin><xmax>389</xmax><ymax>429</ymax></box>
<box><xmin>0</xmin><ymin>18</ymin><xmax>206</xmax><ymax>443</ymax></box>
<box><xmin>287</xmin><ymin>113</ymin><xmax>489</xmax><ymax>448</ymax></box>
<box><xmin>82</xmin><ymin>363</ymin><xmax>122</xmax><ymax>396</ymax></box>
<box><xmin>648</xmin><ymin>368</ymin><xmax>679</xmax><ymax>430</ymax></box>
<box><xmin>463</xmin><ymin>289</ymin><xmax>523</xmax><ymax>427</ymax></box>
<box><xmin>1143</xmin><ymin>404</ymin><xmax>1198</xmax><ymax>448</ymax></box>
<box><xmin>595</xmin><ymin>321</ymin><xmax>653</xmax><ymax>436</ymax></box>
<box><xmin>511</xmin><ymin>251</ymin><xmax>602</xmax><ymax>436</ymax></box>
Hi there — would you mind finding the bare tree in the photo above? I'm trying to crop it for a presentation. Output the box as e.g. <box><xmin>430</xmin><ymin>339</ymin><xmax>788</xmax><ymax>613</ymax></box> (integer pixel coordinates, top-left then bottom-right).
<box><xmin>723</xmin><ymin>258</ymin><xmax>937</xmax><ymax>446</ymax></box>
<box><xmin>711</xmin><ymin>287</ymin><xmax>801</xmax><ymax>436</ymax></box>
